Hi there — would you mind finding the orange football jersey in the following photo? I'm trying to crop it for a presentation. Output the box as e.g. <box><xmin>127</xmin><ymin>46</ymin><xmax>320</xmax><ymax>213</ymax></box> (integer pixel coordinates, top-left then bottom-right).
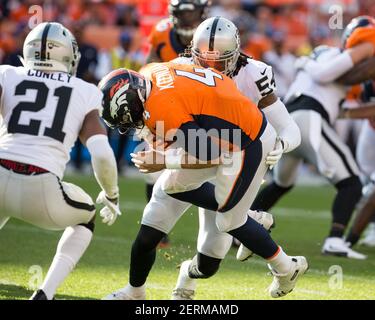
<box><xmin>148</xmin><ymin>19</ymin><xmax>186</xmax><ymax>62</ymax></box>
<box><xmin>140</xmin><ymin>62</ymin><xmax>265</xmax><ymax>149</ymax></box>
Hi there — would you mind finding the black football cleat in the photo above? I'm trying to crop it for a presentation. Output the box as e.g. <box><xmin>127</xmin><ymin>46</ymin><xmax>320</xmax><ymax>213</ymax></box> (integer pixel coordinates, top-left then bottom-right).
<box><xmin>30</xmin><ymin>289</ymin><xmax>51</xmax><ymax>300</ymax></box>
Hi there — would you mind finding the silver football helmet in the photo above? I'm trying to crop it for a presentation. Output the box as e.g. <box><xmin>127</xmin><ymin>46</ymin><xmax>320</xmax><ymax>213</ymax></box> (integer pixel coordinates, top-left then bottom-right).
<box><xmin>191</xmin><ymin>17</ymin><xmax>240</xmax><ymax>76</ymax></box>
<box><xmin>22</xmin><ymin>22</ymin><xmax>81</xmax><ymax>76</ymax></box>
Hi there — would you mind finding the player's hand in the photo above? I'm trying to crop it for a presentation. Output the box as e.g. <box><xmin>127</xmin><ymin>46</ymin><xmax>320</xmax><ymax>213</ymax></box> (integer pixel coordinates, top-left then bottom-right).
<box><xmin>130</xmin><ymin>149</ymin><xmax>166</xmax><ymax>173</ymax></box>
<box><xmin>96</xmin><ymin>191</ymin><xmax>121</xmax><ymax>226</ymax></box>
<box><xmin>266</xmin><ymin>138</ymin><xmax>285</xmax><ymax>170</ymax></box>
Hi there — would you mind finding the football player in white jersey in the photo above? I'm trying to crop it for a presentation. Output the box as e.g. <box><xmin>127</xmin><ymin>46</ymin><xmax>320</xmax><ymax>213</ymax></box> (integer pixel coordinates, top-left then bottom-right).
<box><xmin>103</xmin><ymin>17</ymin><xmax>303</xmax><ymax>300</ymax></box>
<box><xmin>0</xmin><ymin>22</ymin><xmax>120</xmax><ymax>299</ymax></box>
<box><xmin>251</xmin><ymin>16</ymin><xmax>375</xmax><ymax>260</ymax></box>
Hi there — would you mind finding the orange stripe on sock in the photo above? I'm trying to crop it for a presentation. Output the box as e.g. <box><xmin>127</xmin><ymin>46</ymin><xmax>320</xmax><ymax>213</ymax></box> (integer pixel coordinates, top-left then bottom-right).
<box><xmin>266</xmin><ymin>246</ymin><xmax>281</xmax><ymax>261</ymax></box>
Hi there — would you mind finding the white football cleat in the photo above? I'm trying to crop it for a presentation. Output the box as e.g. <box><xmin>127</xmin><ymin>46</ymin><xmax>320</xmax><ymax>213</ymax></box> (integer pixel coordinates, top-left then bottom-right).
<box><xmin>236</xmin><ymin>210</ymin><xmax>275</xmax><ymax>261</ymax></box>
<box><xmin>171</xmin><ymin>260</ymin><xmax>196</xmax><ymax>300</ymax></box>
<box><xmin>102</xmin><ymin>284</ymin><xmax>146</xmax><ymax>300</ymax></box>
<box><xmin>171</xmin><ymin>288</ymin><xmax>195</xmax><ymax>300</ymax></box>
<box><xmin>359</xmin><ymin>223</ymin><xmax>375</xmax><ymax>247</ymax></box>
<box><xmin>322</xmin><ymin>237</ymin><xmax>367</xmax><ymax>260</ymax></box>
<box><xmin>268</xmin><ymin>256</ymin><xmax>308</xmax><ymax>298</ymax></box>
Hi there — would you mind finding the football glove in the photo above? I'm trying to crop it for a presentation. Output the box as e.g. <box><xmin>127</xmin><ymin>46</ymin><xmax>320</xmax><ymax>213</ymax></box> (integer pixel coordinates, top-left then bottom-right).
<box><xmin>96</xmin><ymin>191</ymin><xmax>121</xmax><ymax>226</ymax></box>
<box><xmin>266</xmin><ymin>137</ymin><xmax>285</xmax><ymax>170</ymax></box>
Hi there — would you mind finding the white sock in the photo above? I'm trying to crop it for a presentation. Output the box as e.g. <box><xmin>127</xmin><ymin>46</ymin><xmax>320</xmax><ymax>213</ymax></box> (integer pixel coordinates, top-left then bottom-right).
<box><xmin>125</xmin><ymin>283</ymin><xmax>146</xmax><ymax>297</ymax></box>
<box><xmin>40</xmin><ymin>225</ymin><xmax>93</xmax><ymax>299</ymax></box>
<box><xmin>175</xmin><ymin>260</ymin><xmax>196</xmax><ymax>291</ymax></box>
<box><xmin>267</xmin><ymin>247</ymin><xmax>292</xmax><ymax>275</ymax></box>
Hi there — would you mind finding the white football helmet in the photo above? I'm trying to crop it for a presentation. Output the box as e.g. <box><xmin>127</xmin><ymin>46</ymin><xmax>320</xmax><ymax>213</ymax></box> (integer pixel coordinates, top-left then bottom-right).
<box><xmin>191</xmin><ymin>16</ymin><xmax>240</xmax><ymax>76</ymax></box>
<box><xmin>22</xmin><ymin>22</ymin><xmax>81</xmax><ymax>76</ymax></box>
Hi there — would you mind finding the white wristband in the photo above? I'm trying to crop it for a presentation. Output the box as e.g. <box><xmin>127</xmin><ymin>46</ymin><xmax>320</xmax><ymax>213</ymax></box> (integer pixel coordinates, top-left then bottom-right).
<box><xmin>165</xmin><ymin>149</ymin><xmax>183</xmax><ymax>169</ymax></box>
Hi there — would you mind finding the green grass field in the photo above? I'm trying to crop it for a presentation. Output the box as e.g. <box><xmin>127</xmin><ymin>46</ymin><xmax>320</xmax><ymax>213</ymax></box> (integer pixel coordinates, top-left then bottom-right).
<box><xmin>1</xmin><ymin>174</ymin><xmax>375</xmax><ymax>300</ymax></box>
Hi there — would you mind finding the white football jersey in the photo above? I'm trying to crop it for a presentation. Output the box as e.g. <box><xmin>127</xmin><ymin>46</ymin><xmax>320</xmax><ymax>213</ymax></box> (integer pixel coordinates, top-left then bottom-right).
<box><xmin>0</xmin><ymin>65</ymin><xmax>103</xmax><ymax>179</ymax></box>
<box><xmin>233</xmin><ymin>58</ymin><xmax>276</xmax><ymax>105</ymax></box>
<box><xmin>172</xmin><ymin>56</ymin><xmax>276</xmax><ymax>105</ymax></box>
<box><xmin>284</xmin><ymin>46</ymin><xmax>347</xmax><ymax>124</ymax></box>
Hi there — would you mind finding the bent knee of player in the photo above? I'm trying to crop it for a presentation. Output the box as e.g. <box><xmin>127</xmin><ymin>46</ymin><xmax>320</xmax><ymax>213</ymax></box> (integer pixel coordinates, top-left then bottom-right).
<box><xmin>61</xmin><ymin>181</ymin><xmax>95</xmax><ymax>207</ymax></box>
<box><xmin>79</xmin><ymin>215</ymin><xmax>96</xmax><ymax>232</ymax></box>
<box><xmin>197</xmin><ymin>261</ymin><xmax>220</xmax><ymax>278</ymax></box>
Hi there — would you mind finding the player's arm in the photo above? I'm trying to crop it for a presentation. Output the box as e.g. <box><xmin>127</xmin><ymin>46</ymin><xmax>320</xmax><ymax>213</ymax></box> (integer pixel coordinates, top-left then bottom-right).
<box><xmin>131</xmin><ymin>121</ymin><xmax>222</xmax><ymax>172</ymax></box>
<box><xmin>339</xmin><ymin>102</ymin><xmax>375</xmax><ymax>119</ymax></box>
<box><xmin>252</xmin><ymin>63</ymin><xmax>300</xmax><ymax>167</ymax></box>
<box><xmin>258</xmin><ymin>93</ymin><xmax>301</xmax><ymax>169</ymax></box>
<box><xmin>259</xmin><ymin>93</ymin><xmax>301</xmax><ymax>153</ymax></box>
<box><xmin>80</xmin><ymin>110</ymin><xmax>121</xmax><ymax>225</ymax></box>
<box><xmin>131</xmin><ymin>147</ymin><xmax>219</xmax><ymax>173</ymax></box>
<box><xmin>79</xmin><ymin>110</ymin><xmax>119</xmax><ymax>199</ymax></box>
<box><xmin>302</xmin><ymin>42</ymin><xmax>374</xmax><ymax>84</ymax></box>
<box><xmin>337</xmin><ymin>57</ymin><xmax>375</xmax><ymax>85</ymax></box>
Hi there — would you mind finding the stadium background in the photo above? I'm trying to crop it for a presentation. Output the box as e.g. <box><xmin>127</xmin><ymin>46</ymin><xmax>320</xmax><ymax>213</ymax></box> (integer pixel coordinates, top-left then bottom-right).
<box><xmin>0</xmin><ymin>0</ymin><xmax>375</xmax><ymax>300</ymax></box>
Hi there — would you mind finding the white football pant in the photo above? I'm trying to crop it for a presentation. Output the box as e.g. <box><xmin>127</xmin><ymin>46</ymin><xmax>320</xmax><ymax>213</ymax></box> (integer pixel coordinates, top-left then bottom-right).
<box><xmin>0</xmin><ymin>167</ymin><xmax>95</xmax><ymax>231</ymax></box>
<box><xmin>274</xmin><ymin>110</ymin><xmax>360</xmax><ymax>188</ymax></box>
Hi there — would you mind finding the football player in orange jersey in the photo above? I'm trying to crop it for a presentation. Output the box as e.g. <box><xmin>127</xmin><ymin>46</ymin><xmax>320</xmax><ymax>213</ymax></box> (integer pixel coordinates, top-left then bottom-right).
<box><xmin>147</xmin><ymin>0</ymin><xmax>210</xmax><ymax>63</ymax></box>
<box><xmin>98</xmin><ymin>62</ymin><xmax>308</xmax><ymax>300</ymax></box>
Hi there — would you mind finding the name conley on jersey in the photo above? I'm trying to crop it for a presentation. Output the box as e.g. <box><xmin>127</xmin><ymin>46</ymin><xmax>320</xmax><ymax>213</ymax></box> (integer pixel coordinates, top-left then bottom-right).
<box><xmin>27</xmin><ymin>69</ymin><xmax>72</xmax><ymax>83</ymax></box>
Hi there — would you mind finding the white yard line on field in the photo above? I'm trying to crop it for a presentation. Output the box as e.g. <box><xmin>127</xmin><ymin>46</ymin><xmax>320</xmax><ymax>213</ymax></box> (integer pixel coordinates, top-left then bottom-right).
<box><xmin>0</xmin><ymin>279</ymin><xmax>19</xmax><ymax>286</ymax></box>
<box><xmin>272</xmin><ymin>208</ymin><xmax>330</xmax><ymax>219</ymax></box>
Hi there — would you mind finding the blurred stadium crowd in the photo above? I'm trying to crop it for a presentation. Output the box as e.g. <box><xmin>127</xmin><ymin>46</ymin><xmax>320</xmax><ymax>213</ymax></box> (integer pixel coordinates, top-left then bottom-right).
<box><xmin>1</xmin><ymin>0</ymin><xmax>374</xmax><ymax>174</ymax></box>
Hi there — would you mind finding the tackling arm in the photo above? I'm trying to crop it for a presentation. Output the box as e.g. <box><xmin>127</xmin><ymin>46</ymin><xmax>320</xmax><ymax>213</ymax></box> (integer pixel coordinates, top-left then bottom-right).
<box><xmin>79</xmin><ymin>110</ymin><xmax>119</xmax><ymax>199</ymax></box>
<box><xmin>259</xmin><ymin>93</ymin><xmax>301</xmax><ymax>153</ymax></box>
<box><xmin>302</xmin><ymin>43</ymin><xmax>374</xmax><ymax>84</ymax></box>
<box><xmin>337</xmin><ymin>57</ymin><xmax>375</xmax><ymax>85</ymax></box>
<box><xmin>339</xmin><ymin>102</ymin><xmax>375</xmax><ymax>119</ymax></box>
